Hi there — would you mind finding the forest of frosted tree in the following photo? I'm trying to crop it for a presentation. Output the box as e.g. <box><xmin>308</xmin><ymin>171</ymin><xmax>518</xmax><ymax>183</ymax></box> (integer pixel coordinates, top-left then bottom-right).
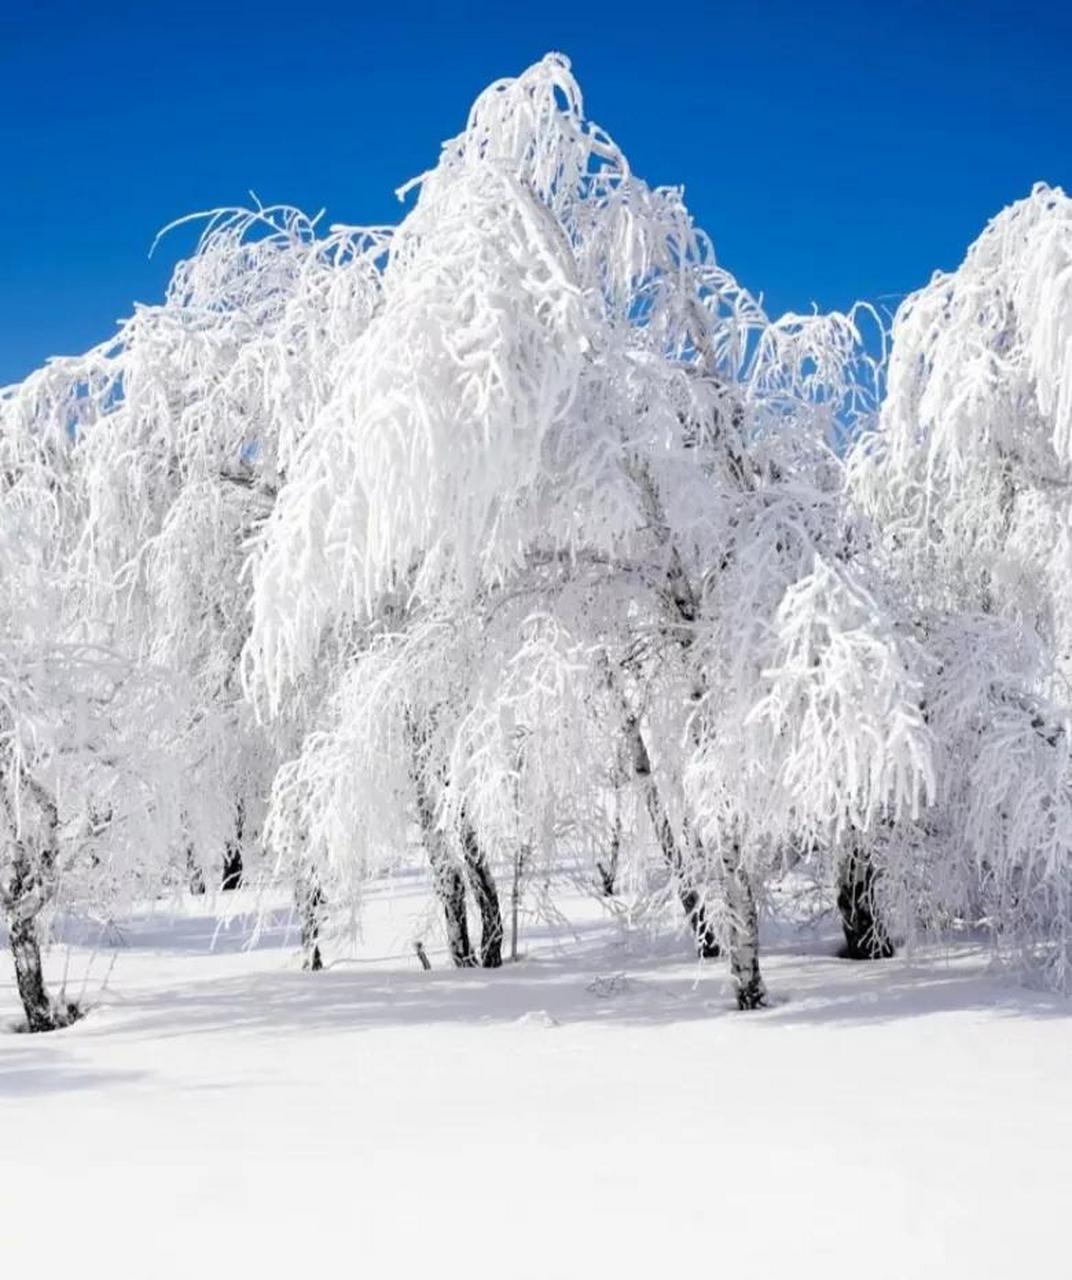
<box><xmin>3</xmin><ymin>53</ymin><xmax>1072</xmax><ymax>1031</ymax></box>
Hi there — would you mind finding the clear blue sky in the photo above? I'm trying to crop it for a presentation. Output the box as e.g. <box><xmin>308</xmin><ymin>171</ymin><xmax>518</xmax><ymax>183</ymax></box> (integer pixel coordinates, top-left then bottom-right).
<box><xmin>1</xmin><ymin>0</ymin><xmax>1068</xmax><ymax>385</ymax></box>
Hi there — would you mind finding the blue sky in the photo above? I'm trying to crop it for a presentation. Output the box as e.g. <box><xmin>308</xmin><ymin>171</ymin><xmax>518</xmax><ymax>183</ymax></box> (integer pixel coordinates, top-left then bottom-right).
<box><xmin>1</xmin><ymin>0</ymin><xmax>1068</xmax><ymax>385</ymax></box>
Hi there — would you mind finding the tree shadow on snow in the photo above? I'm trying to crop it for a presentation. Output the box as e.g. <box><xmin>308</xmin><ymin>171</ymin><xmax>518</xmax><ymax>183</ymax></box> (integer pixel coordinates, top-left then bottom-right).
<box><xmin>0</xmin><ymin>1054</ymin><xmax>148</xmax><ymax>1097</ymax></box>
<box><xmin>51</xmin><ymin>903</ymin><xmax>306</xmax><ymax>956</ymax></box>
<box><xmin>79</xmin><ymin>923</ymin><xmax>1071</xmax><ymax>1045</ymax></box>
<box><xmin>758</xmin><ymin>951</ymin><xmax>1070</xmax><ymax>1027</ymax></box>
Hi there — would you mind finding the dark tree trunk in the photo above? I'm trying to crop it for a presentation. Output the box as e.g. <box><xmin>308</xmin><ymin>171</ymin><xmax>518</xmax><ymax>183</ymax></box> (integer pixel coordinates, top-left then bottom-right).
<box><xmin>414</xmin><ymin>801</ymin><xmax>475</xmax><ymax>968</ymax></box>
<box><xmin>596</xmin><ymin>813</ymin><xmax>621</xmax><ymax>897</ymax></box>
<box><xmin>597</xmin><ymin>757</ymin><xmax>626</xmax><ymax>897</ymax></box>
<box><xmin>297</xmin><ymin>873</ymin><xmax>324</xmax><ymax>971</ymax></box>
<box><xmin>623</xmin><ymin>714</ymin><xmax>720</xmax><ymax>958</ymax></box>
<box><xmin>435</xmin><ymin>861</ymin><xmax>474</xmax><ymax>968</ymax></box>
<box><xmin>676</xmin><ymin>873</ymin><xmax>720</xmax><ymax>960</ymax></box>
<box><xmin>509</xmin><ymin>843</ymin><xmax>527</xmax><ymax>962</ymax></box>
<box><xmin>408</xmin><ymin>720</ymin><xmax>476</xmax><ymax>968</ymax></box>
<box><xmin>221</xmin><ymin>846</ymin><xmax>243</xmax><ymax>892</ymax></box>
<box><xmin>7</xmin><ymin>911</ymin><xmax>56</xmax><ymax>1032</ymax></box>
<box><xmin>837</xmin><ymin>848</ymin><xmax>894</xmax><ymax>960</ymax></box>
<box><xmin>2</xmin><ymin>786</ymin><xmax>63</xmax><ymax>1031</ymax></box>
<box><xmin>414</xmin><ymin>796</ymin><xmax>474</xmax><ymax>967</ymax></box>
<box><xmin>187</xmin><ymin>847</ymin><xmax>206</xmax><ymax>896</ymax></box>
<box><xmin>460</xmin><ymin>820</ymin><xmax>503</xmax><ymax>968</ymax></box>
<box><xmin>221</xmin><ymin>802</ymin><xmax>244</xmax><ymax>891</ymax></box>
<box><xmin>721</xmin><ymin>841</ymin><xmax>766</xmax><ymax>1010</ymax></box>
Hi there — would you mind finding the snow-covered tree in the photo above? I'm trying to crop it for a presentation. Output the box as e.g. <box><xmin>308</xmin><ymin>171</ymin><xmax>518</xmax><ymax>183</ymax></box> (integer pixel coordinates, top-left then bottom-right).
<box><xmin>244</xmin><ymin>54</ymin><xmax>932</xmax><ymax>1005</ymax></box>
<box><xmin>0</xmin><ymin>51</ymin><xmax>944</xmax><ymax>1014</ymax></box>
<box><xmin>849</xmin><ymin>184</ymin><xmax>1072</xmax><ymax>985</ymax></box>
<box><xmin>0</xmin><ymin>378</ymin><xmax>200</xmax><ymax>1031</ymax></box>
<box><xmin>0</xmin><ymin>196</ymin><xmax>391</xmax><ymax>1018</ymax></box>
<box><xmin>5</xmin><ymin>205</ymin><xmax>388</xmax><ymax>905</ymax></box>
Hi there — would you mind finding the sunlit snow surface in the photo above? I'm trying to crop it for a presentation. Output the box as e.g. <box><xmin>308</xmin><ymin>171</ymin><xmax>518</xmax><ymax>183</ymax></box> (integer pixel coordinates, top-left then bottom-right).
<box><xmin>2</xmin><ymin>878</ymin><xmax>1069</xmax><ymax>1279</ymax></box>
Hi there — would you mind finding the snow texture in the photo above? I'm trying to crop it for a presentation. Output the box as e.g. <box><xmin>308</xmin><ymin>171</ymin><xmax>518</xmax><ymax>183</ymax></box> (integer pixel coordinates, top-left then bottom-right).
<box><xmin>1</xmin><ymin>880</ymin><xmax>1068</xmax><ymax>1280</ymax></box>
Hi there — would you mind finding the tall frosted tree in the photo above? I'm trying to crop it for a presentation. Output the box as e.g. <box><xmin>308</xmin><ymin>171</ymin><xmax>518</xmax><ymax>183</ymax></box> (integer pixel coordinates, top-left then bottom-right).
<box><xmin>849</xmin><ymin>183</ymin><xmax>1072</xmax><ymax>986</ymax></box>
<box><xmin>4</xmin><ymin>205</ymin><xmax>387</xmax><ymax>906</ymax></box>
<box><xmin>244</xmin><ymin>55</ymin><xmax>932</xmax><ymax>1005</ymax></box>
<box><xmin>0</xmin><ymin>373</ymin><xmax>199</xmax><ymax>1031</ymax></box>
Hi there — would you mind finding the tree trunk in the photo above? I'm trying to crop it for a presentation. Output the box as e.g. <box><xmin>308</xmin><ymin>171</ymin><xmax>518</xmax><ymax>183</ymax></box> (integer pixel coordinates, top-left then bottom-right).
<box><xmin>413</xmin><ymin>783</ymin><xmax>475</xmax><ymax>968</ymax></box>
<box><xmin>721</xmin><ymin>841</ymin><xmax>766</xmax><ymax>1010</ymax></box>
<box><xmin>222</xmin><ymin>801</ymin><xmax>244</xmax><ymax>891</ymax></box>
<box><xmin>837</xmin><ymin>847</ymin><xmax>894</xmax><ymax>960</ymax></box>
<box><xmin>596</xmin><ymin>757</ymin><xmax>626</xmax><ymax>897</ymax></box>
<box><xmin>623</xmin><ymin>714</ymin><xmax>720</xmax><ymax>958</ymax></box>
<box><xmin>7</xmin><ymin>910</ymin><xmax>56</xmax><ymax>1032</ymax></box>
<box><xmin>509</xmin><ymin>843</ymin><xmax>527</xmax><ymax>962</ymax></box>
<box><xmin>596</xmin><ymin>812</ymin><xmax>621</xmax><ymax>897</ymax></box>
<box><xmin>2</xmin><ymin>786</ymin><xmax>62</xmax><ymax>1032</ymax></box>
<box><xmin>221</xmin><ymin>846</ymin><xmax>243</xmax><ymax>892</ymax></box>
<box><xmin>297</xmin><ymin>873</ymin><xmax>324</xmax><ymax>971</ymax></box>
<box><xmin>460</xmin><ymin>820</ymin><xmax>503</xmax><ymax>968</ymax></box>
<box><xmin>187</xmin><ymin>847</ymin><xmax>206</xmax><ymax>896</ymax></box>
<box><xmin>435</xmin><ymin>858</ymin><xmax>474</xmax><ymax>968</ymax></box>
<box><xmin>407</xmin><ymin>718</ymin><xmax>476</xmax><ymax>968</ymax></box>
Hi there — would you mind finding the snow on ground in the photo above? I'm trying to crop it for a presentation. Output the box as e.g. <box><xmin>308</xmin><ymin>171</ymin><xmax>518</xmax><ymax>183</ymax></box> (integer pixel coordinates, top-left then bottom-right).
<box><xmin>2</xmin><ymin>879</ymin><xmax>1070</xmax><ymax>1279</ymax></box>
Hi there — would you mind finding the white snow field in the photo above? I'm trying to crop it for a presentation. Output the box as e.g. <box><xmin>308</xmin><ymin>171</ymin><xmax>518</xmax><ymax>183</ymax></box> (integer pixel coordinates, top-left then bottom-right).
<box><xmin>2</xmin><ymin>879</ymin><xmax>1069</xmax><ymax>1280</ymax></box>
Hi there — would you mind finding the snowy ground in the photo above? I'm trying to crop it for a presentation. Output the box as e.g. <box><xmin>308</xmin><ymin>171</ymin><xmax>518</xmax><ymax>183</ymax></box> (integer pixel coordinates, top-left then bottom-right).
<box><xmin>2</xmin><ymin>878</ymin><xmax>1070</xmax><ymax>1279</ymax></box>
